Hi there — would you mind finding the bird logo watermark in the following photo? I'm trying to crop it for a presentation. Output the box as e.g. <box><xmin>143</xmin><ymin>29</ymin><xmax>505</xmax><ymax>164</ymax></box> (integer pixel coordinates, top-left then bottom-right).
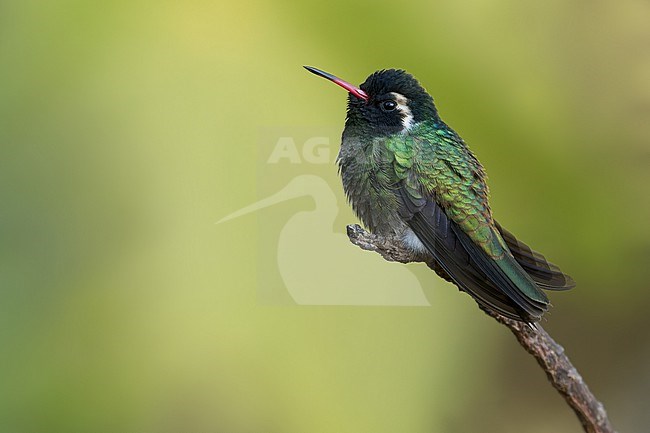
<box><xmin>216</xmin><ymin>127</ymin><xmax>430</xmax><ymax>306</ymax></box>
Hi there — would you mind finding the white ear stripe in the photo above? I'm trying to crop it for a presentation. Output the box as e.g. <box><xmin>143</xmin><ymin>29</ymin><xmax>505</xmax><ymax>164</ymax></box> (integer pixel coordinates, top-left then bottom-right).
<box><xmin>390</xmin><ymin>92</ymin><xmax>415</xmax><ymax>132</ymax></box>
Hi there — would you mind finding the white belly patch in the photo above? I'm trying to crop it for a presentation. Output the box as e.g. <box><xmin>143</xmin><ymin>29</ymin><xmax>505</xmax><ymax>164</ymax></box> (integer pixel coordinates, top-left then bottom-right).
<box><xmin>401</xmin><ymin>228</ymin><xmax>428</xmax><ymax>254</ymax></box>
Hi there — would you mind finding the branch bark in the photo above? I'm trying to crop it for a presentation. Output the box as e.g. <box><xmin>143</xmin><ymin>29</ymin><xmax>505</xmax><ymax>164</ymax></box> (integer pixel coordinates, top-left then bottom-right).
<box><xmin>346</xmin><ymin>224</ymin><xmax>616</xmax><ymax>433</ymax></box>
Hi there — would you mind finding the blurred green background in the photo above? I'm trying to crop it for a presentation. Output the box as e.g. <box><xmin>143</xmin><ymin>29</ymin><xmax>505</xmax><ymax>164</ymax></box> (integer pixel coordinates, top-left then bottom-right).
<box><xmin>1</xmin><ymin>1</ymin><xmax>649</xmax><ymax>432</ymax></box>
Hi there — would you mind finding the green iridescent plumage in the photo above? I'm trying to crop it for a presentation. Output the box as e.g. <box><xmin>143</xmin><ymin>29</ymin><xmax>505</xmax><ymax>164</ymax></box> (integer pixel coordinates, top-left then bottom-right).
<box><xmin>386</xmin><ymin>123</ymin><xmax>501</xmax><ymax>257</ymax></box>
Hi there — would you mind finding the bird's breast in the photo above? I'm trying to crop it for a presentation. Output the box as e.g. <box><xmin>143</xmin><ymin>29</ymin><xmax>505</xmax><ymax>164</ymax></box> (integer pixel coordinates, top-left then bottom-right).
<box><xmin>337</xmin><ymin>137</ymin><xmax>405</xmax><ymax>236</ymax></box>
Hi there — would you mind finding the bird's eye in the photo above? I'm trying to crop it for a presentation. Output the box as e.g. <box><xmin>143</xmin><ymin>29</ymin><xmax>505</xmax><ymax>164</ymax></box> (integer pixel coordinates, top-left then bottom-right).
<box><xmin>381</xmin><ymin>100</ymin><xmax>397</xmax><ymax>112</ymax></box>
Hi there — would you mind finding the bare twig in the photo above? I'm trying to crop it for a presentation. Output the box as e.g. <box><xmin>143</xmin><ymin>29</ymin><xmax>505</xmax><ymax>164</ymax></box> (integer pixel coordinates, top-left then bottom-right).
<box><xmin>346</xmin><ymin>224</ymin><xmax>616</xmax><ymax>433</ymax></box>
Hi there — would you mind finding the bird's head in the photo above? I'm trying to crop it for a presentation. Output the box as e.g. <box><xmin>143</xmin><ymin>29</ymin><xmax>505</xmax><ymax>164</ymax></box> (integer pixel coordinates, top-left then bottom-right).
<box><xmin>304</xmin><ymin>66</ymin><xmax>438</xmax><ymax>137</ymax></box>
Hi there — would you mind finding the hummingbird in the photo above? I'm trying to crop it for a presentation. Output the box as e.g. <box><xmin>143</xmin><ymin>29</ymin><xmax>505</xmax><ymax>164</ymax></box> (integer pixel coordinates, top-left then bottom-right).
<box><xmin>304</xmin><ymin>66</ymin><xmax>575</xmax><ymax>323</ymax></box>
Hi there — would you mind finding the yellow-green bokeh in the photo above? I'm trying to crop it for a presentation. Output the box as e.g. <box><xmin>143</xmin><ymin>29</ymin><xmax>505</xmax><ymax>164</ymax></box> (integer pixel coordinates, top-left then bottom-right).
<box><xmin>1</xmin><ymin>1</ymin><xmax>649</xmax><ymax>432</ymax></box>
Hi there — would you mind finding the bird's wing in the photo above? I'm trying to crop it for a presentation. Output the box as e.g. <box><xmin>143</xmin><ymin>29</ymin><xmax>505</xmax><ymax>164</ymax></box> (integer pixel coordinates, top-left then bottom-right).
<box><xmin>401</xmin><ymin>193</ymin><xmax>540</xmax><ymax>320</ymax></box>
<box><xmin>389</xmin><ymin>129</ymin><xmax>550</xmax><ymax>321</ymax></box>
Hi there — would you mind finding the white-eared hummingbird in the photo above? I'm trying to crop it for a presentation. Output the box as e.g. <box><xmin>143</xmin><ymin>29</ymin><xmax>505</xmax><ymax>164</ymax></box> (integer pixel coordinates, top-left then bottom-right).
<box><xmin>304</xmin><ymin>65</ymin><xmax>575</xmax><ymax>323</ymax></box>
